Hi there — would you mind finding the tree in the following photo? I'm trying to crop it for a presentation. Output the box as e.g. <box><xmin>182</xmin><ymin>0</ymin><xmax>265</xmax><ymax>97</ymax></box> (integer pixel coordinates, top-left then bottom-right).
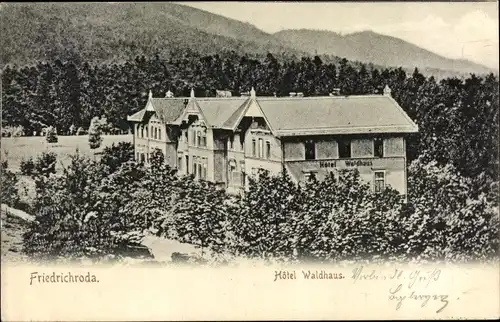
<box><xmin>45</xmin><ymin>126</ymin><xmax>58</xmax><ymax>143</ymax></box>
<box><xmin>88</xmin><ymin>116</ymin><xmax>102</xmax><ymax>159</ymax></box>
<box><xmin>34</xmin><ymin>151</ymin><xmax>57</xmax><ymax>177</ymax></box>
<box><xmin>100</xmin><ymin>141</ymin><xmax>135</xmax><ymax>174</ymax></box>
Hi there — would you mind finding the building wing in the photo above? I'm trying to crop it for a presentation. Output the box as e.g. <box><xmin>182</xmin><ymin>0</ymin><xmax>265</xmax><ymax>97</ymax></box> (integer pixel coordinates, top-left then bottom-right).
<box><xmin>257</xmin><ymin>95</ymin><xmax>418</xmax><ymax>136</ymax></box>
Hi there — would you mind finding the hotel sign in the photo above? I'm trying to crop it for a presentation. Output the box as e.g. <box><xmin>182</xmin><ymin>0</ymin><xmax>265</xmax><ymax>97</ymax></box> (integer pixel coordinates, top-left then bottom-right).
<box><xmin>319</xmin><ymin>159</ymin><xmax>373</xmax><ymax>168</ymax></box>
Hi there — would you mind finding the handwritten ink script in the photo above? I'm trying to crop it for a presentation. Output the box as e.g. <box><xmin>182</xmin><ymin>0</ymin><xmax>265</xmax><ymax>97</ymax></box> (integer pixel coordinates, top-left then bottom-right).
<box><xmin>351</xmin><ymin>266</ymin><xmax>449</xmax><ymax>313</ymax></box>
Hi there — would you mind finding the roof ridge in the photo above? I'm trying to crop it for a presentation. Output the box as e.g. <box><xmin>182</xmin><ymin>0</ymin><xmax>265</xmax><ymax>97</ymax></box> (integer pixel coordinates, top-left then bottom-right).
<box><xmin>152</xmin><ymin>97</ymin><xmax>189</xmax><ymax>100</ymax></box>
<box><xmin>256</xmin><ymin>95</ymin><xmax>387</xmax><ymax>101</ymax></box>
<box><xmin>194</xmin><ymin>97</ymin><xmax>247</xmax><ymax>100</ymax></box>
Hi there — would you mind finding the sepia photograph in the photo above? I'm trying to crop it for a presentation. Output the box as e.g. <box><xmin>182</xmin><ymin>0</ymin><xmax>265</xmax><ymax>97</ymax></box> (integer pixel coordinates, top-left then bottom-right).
<box><xmin>1</xmin><ymin>1</ymin><xmax>499</xmax><ymax>320</ymax></box>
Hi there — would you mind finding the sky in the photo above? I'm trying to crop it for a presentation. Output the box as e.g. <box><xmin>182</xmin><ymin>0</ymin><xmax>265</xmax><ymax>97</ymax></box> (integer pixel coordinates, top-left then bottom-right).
<box><xmin>183</xmin><ymin>2</ymin><xmax>499</xmax><ymax>70</ymax></box>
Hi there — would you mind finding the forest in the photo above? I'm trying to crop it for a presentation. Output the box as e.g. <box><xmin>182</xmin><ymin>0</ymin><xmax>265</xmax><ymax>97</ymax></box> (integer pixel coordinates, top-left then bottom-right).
<box><xmin>2</xmin><ymin>51</ymin><xmax>498</xmax><ymax>183</ymax></box>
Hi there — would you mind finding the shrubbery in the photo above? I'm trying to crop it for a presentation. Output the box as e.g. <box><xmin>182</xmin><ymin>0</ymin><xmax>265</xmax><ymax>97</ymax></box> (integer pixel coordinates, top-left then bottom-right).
<box><xmin>23</xmin><ymin>153</ymin><xmax>150</xmax><ymax>262</ymax></box>
<box><xmin>20</xmin><ymin>157</ymin><xmax>35</xmax><ymax>176</ymax></box>
<box><xmin>20</xmin><ymin>148</ymin><xmax>499</xmax><ymax>264</ymax></box>
<box><xmin>34</xmin><ymin>152</ymin><xmax>57</xmax><ymax>177</ymax></box>
<box><xmin>100</xmin><ymin>141</ymin><xmax>135</xmax><ymax>174</ymax></box>
<box><xmin>0</xmin><ymin>159</ymin><xmax>20</xmax><ymax>208</ymax></box>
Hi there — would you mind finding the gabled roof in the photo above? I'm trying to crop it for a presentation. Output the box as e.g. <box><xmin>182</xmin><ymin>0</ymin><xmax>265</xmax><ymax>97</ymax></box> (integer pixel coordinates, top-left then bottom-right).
<box><xmin>221</xmin><ymin>98</ymin><xmax>252</xmax><ymax>129</ymax></box>
<box><xmin>257</xmin><ymin>95</ymin><xmax>418</xmax><ymax>136</ymax></box>
<box><xmin>127</xmin><ymin>98</ymin><xmax>186</xmax><ymax>123</ymax></box>
<box><xmin>127</xmin><ymin>109</ymin><xmax>147</xmax><ymax>122</ymax></box>
<box><xmin>149</xmin><ymin>98</ymin><xmax>187</xmax><ymax>123</ymax></box>
<box><xmin>194</xmin><ymin>98</ymin><xmax>249</xmax><ymax>129</ymax></box>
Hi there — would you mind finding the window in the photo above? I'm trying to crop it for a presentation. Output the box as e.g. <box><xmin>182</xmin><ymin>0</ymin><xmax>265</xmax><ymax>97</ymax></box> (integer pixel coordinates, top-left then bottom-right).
<box><xmin>154</xmin><ymin>128</ymin><xmax>158</xmax><ymax>139</ymax></box>
<box><xmin>258</xmin><ymin>138</ymin><xmax>263</xmax><ymax>158</ymax></box>
<box><xmin>203</xmin><ymin>161</ymin><xmax>207</xmax><ymax>179</ymax></box>
<box><xmin>140</xmin><ymin>153</ymin><xmax>145</xmax><ymax>163</ymax></box>
<box><xmin>141</xmin><ymin>126</ymin><xmax>144</xmax><ymax>138</ymax></box>
<box><xmin>374</xmin><ymin>138</ymin><xmax>384</xmax><ymax>158</ymax></box>
<box><xmin>184</xmin><ymin>130</ymin><xmax>188</xmax><ymax>142</ymax></box>
<box><xmin>202</xmin><ymin>131</ymin><xmax>207</xmax><ymax>147</ymax></box>
<box><xmin>240</xmin><ymin>161</ymin><xmax>246</xmax><ymax>186</ymax></box>
<box><xmin>185</xmin><ymin>155</ymin><xmax>189</xmax><ymax>174</ymax></box>
<box><xmin>338</xmin><ymin>139</ymin><xmax>351</xmax><ymax>158</ymax></box>
<box><xmin>193</xmin><ymin>158</ymin><xmax>198</xmax><ymax>177</ymax></box>
<box><xmin>198</xmin><ymin>163</ymin><xmax>202</xmax><ymax>179</ymax></box>
<box><xmin>191</xmin><ymin>130</ymin><xmax>196</xmax><ymax>145</ymax></box>
<box><xmin>305</xmin><ymin>141</ymin><xmax>316</xmax><ymax>160</ymax></box>
<box><xmin>374</xmin><ymin>171</ymin><xmax>385</xmax><ymax>193</ymax></box>
<box><xmin>178</xmin><ymin>156</ymin><xmax>182</xmax><ymax>171</ymax></box>
<box><xmin>197</xmin><ymin>131</ymin><xmax>201</xmax><ymax>146</ymax></box>
<box><xmin>266</xmin><ymin>141</ymin><xmax>271</xmax><ymax>159</ymax></box>
<box><xmin>158</xmin><ymin>128</ymin><xmax>162</xmax><ymax>140</ymax></box>
<box><xmin>145</xmin><ymin>127</ymin><xmax>149</xmax><ymax>138</ymax></box>
<box><xmin>230</xmin><ymin>136</ymin><xmax>234</xmax><ymax>150</ymax></box>
<box><xmin>229</xmin><ymin>159</ymin><xmax>237</xmax><ymax>182</ymax></box>
<box><xmin>136</xmin><ymin>152</ymin><xmax>140</xmax><ymax>161</ymax></box>
<box><xmin>252</xmin><ymin>139</ymin><xmax>256</xmax><ymax>157</ymax></box>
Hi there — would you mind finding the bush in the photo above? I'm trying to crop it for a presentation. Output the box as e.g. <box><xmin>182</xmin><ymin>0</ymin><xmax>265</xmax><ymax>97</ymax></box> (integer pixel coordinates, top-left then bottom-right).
<box><xmin>100</xmin><ymin>141</ymin><xmax>134</xmax><ymax>174</ymax></box>
<box><xmin>45</xmin><ymin>126</ymin><xmax>58</xmax><ymax>143</ymax></box>
<box><xmin>20</xmin><ymin>157</ymin><xmax>35</xmax><ymax>176</ymax></box>
<box><xmin>0</xmin><ymin>163</ymin><xmax>20</xmax><ymax>207</ymax></box>
<box><xmin>34</xmin><ymin>152</ymin><xmax>57</xmax><ymax>177</ymax></box>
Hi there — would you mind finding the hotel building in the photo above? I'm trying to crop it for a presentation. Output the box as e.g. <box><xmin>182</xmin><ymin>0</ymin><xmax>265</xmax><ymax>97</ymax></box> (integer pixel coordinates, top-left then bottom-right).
<box><xmin>127</xmin><ymin>86</ymin><xmax>418</xmax><ymax>194</ymax></box>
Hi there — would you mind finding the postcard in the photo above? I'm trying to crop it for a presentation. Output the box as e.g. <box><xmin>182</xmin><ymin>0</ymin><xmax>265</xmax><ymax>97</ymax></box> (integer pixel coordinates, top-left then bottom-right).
<box><xmin>1</xmin><ymin>1</ymin><xmax>499</xmax><ymax>320</ymax></box>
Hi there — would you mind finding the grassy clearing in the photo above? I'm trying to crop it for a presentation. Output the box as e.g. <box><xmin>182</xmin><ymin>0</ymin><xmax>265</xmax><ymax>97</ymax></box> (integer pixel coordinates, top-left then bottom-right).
<box><xmin>1</xmin><ymin>134</ymin><xmax>132</xmax><ymax>172</ymax></box>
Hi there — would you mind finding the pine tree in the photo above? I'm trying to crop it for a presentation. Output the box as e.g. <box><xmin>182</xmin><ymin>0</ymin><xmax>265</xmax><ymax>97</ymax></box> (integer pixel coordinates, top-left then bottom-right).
<box><xmin>88</xmin><ymin>116</ymin><xmax>102</xmax><ymax>159</ymax></box>
<box><xmin>45</xmin><ymin>126</ymin><xmax>58</xmax><ymax>143</ymax></box>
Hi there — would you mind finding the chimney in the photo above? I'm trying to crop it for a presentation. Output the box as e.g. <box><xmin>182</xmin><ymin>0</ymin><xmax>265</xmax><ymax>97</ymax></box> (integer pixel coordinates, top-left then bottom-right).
<box><xmin>250</xmin><ymin>87</ymin><xmax>256</xmax><ymax>98</ymax></box>
<box><xmin>148</xmin><ymin>90</ymin><xmax>153</xmax><ymax>99</ymax></box>
<box><xmin>383</xmin><ymin>85</ymin><xmax>392</xmax><ymax>96</ymax></box>
<box><xmin>190</xmin><ymin>88</ymin><xmax>195</xmax><ymax>98</ymax></box>
<box><xmin>289</xmin><ymin>92</ymin><xmax>297</xmax><ymax>97</ymax></box>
